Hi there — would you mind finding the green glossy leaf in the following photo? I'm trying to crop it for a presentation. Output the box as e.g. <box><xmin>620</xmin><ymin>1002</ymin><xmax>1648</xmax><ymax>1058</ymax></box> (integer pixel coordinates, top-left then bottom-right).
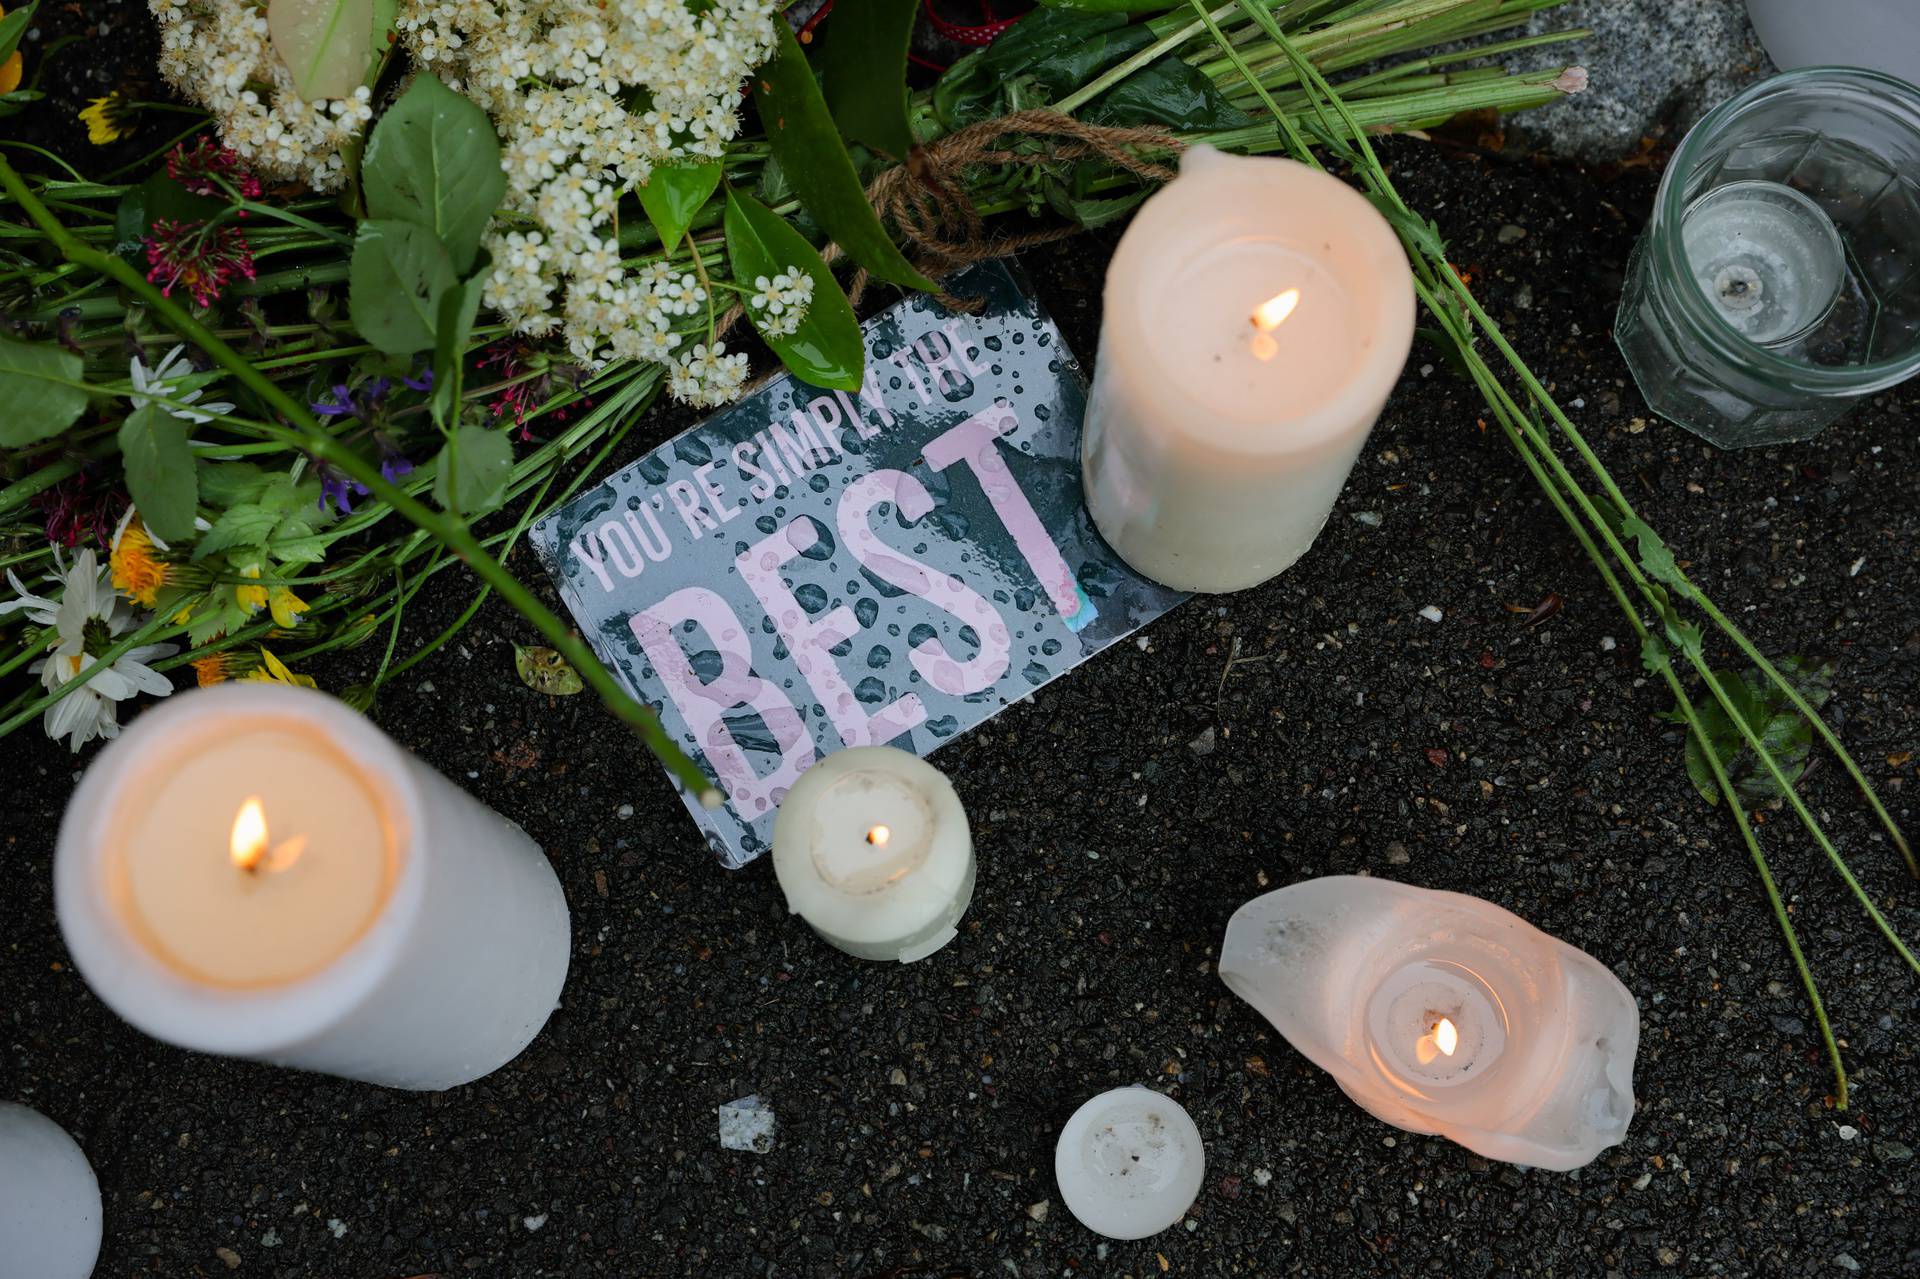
<box><xmin>1085</xmin><ymin>56</ymin><xmax>1253</xmax><ymax>129</ymax></box>
<box><xmin>431</xmin><ymin>424</ymin><xmax>512</xmax><ymax>515</ymax></box>
<box><xmin>638</xmin><ymin>161</ymin><xmax>722</xmax><ymax>253</ymax></box>
<box><xmin>933</xmin><ymin>10</ymin><xmax>1149</xmax><ymax>129</ymax></box>
<box><xmin>823</xmin><ymin>0</ymin><xmax>917</xmax><ymax>160</ymax></box>
<box><xmin>0</xmin><ymin>2</ymin><xmax>37</xmax><ymax>65</ymax></box>
<box><xmin>0</xmin><ymin>334</ymin><xmax>88</xmax><ymax>447</ymax></box>
<box><xmin>348</xmin><ymin>219</ymin><xmax>458</xmax><ymax>355</ymax></box>
<box><xmin>515</xmin><ymin>645</ymin><xmax>585</xmax><ymax>696</ymax></box>
<box><xmin>1680</xmin><ymin>658</ymin><xmax>1836</xmax><ymax>807</ymax></box>
<box><xmin>266</xmin><ymin>0</ymin><xmax>378</xmax><ymax>101</ymax></box>
<box><xmin>430</xmin><ymin>258</ymin><xmax>489</xmax><ymax>427</ymax></box>
<box><xmin>724</xmin><ymin>189</ymin><xmax>862</xmax><ymax>391</ymax></box>
<box><xmin>752</xmin><ymin>20</ymin><xmax>937</xmax><ymax>292</ymax></box>
<box><xmin>361</xmin><ymin>73</ymin><xmax>503</xmax><ymax>273</ymax></box>
<box><xmin>118</xmin><ymin>404</ymin><xmax>198</xmax><ymax>542</ymax></box>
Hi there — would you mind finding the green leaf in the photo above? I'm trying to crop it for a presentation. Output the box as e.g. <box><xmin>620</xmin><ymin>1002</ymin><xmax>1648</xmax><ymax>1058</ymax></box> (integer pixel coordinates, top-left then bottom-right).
<box><xmin>0</xmin><ymin>334</ymin><xmax>88</xmax><ymax>447</ymax></box>
<box><xmin>0</xmin><ymin>2</ymin><xmax>37</xmax><ymax>65</ymax></box>
<box><xmin>823</xmin><ymin>0</ymin><xmax>917</xmax><ymax>160</ymax></box>
<box><xmin>752</xmin><ymin>20</ymin><xmax>937</xmax><ymax>292</ymax></box>
<box><xmin>198</xmin><ymin>461</ymin><xmax>271</xmax><ymax>507</ymax></box>
<box><xmin>724</xmin><ymin>190</ymin><xmax>863</xmax><ymax>392</ymax></box>
<box><xmin>431</xmin><ymin>424</ymin><xmax>512</xmax><ymax>515</ymax></box>
<box><xmin>1621</xmin><ymin>514</ymin><xmax>1686</xmax><ymax>589</ymax></box>
<box><xmin>360</xmin><ymin>73</ymin><xmax>504</xmax><ymax>273</ymax></box>
<box><xmin>118</xmin><ymin>404</ymin><xmax>198</xmax><ymax>543</ymax></box>
<box><xmin>933</xmin><ymin>10</ymin><xmax>1149</xmax><ymax>129</ymax></box>
<box><xmin>638</xmin><ymin>161</ymin><xmax>722</xmax><ymax>253</ymax></box>
<box><xmin>194</xmin><ymin>502</ymin><xmax>284</xmax><ymax>558</ymax></box>
<box><xmin>266</xmin><ymin>0</ymin><xmax>379</xmax><ymax>101</ymax></box>
<box><xmin>515</xmin><ymin>645</ymin><xmax>585</xmax><ymax>696</ymax></box>
<box><xmin>1679</xmin><ymin>658</ymin><xmax>1837</xmax><ymax>807</ymax></box>
<box><xmin>349</xmin><ymin>219</ymin><xmax>458</xmax><ymax>356</ymax></box>
<box><xmin>1085</xmin><ymin>57</ymin><xmax>1252</xmax><ymax>130</ymax></box>
<box><xmin>430</xmin><ymin>259</ymin><xmax>489</xmax><ymax>428</ymax></box>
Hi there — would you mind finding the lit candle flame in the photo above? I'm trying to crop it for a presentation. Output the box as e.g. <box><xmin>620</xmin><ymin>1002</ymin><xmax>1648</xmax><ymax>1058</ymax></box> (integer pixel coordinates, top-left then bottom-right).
<box><xmin>229</xmin><ymin>796</ymin><xmax>306</xmax><ymax>875</ymax></box>
<box><xmin>1248</xmin><ymin>288</ymin><xmax>1300</xmax><ymax>364</ymax></box>
<box><xmin>866</xmin><ymin>824</ymin><xmax>891</xmax><ymax>847</ymax></box>
<box><xmin>1413</xmin><ymin>1015</ymin><xmax>1460</xmax><ymax>1066</ymax></box>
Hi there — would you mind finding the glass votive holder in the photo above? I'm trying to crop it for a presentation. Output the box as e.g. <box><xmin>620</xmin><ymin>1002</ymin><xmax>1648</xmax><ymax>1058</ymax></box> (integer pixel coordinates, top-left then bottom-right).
<box><xmin>1615</xmin><ymin>67</ymin><xmax>1920</xmax><ymax>447</ymax></box>
<box><xmin>1219</xmin><ymin>876</ymin><xmax>1640</xmax><ymax>1171</ymax></box>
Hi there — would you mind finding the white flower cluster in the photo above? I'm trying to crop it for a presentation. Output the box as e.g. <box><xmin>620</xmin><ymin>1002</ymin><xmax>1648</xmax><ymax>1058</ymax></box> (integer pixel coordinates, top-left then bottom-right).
<box><xmin>150</xmin><ymin>0</ymin><xmax>374</xmax><ymax>191</ymax></box>
<box><xmin>148</xmin><ymin>0</ymin><xmax>786</xmax><ymax>406</ymax></box>
<box><xmin>395</xmin><ymin>0</ymin><xmax>779</xmax><ymax>404</ymax></box>
<box><xmin>747</xmin><ymin>269</ymin><xmax>816</xmax><ymax>338</ymax></box>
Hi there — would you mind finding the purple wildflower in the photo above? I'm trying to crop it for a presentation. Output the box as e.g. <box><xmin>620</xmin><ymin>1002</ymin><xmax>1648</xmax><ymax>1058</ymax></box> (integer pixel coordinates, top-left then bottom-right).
<box><xmin>380</xmin><ymin>452</ymin><xmax>415</xmax><ymax>485</ymax></box>
<box><xmin>317</xmin><ymin>466</ymin><xmax>370</xmax><ymax>516</ymax></box>
<box><xmin>310</xmin><ymin>384</ymin><xmax>357</xmax><ymax>417</ymax></box>
<box><xmin>402</xmin><ymin>368</ymin><xmax>434</xmax><ymax>393</ymax></box>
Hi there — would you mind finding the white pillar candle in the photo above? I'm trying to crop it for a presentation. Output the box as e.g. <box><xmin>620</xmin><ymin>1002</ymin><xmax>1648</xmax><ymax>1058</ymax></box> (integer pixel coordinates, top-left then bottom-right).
<box><xmin>1054</xmin><ymin>1086</ymin><xmax>1205</xmax><ymax>1240</ymax></box>
<box><xmin>0</xmin><ymin>1102</ymin><xmax>102</xmax><ymax>1279</ymax></box>
<box><xmin>770</xmin><ymin>746</ymin><xmax>973</xmax><ymax>962</ymax></box>
<box><xmin>1083</xmin><ymin>145</ymin><xmax>1415</xmax><ymax>593</ymax></box>
<box><xmin>55</xmin><ymin>682</ymin><xmax>570</xmax><ymax>1090</ymax></box>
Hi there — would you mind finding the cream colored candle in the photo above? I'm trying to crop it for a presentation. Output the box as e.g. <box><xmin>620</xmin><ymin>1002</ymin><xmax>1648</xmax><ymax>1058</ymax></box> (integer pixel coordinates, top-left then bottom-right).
<box><xmin>56</xmin><ymin>683</ymin><xmax>570</xmax><ymax>1090</ymax></box>
<box><xmin>771</xmin><ymin>746</ymin><xmax>973</xmax><ymax>963</ymax></box>
<box><xmin>1083</xmin><ymin>145</ymin><xmax>1415</xmax><ymax>593</ymax></box>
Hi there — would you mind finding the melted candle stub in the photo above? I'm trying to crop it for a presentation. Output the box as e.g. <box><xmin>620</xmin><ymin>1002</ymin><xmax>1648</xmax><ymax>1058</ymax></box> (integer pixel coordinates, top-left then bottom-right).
<box><xmin>1054</xmin><ymin>1088</ymin><xmax>1205</xmax><ymax>1240</ymax></box>
<box><xmin>1218</xmin><ymin>876</ymin><xmax>1640</xmax><ymax>1171</ymax></box>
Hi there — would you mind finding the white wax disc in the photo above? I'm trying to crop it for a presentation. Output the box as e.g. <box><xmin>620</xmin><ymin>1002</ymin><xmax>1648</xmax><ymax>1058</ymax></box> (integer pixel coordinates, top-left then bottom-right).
<box><xmin>1054</xmin><ymin>1086</ymin><xmax>1205</xmax><ymax>1240</ymax></box>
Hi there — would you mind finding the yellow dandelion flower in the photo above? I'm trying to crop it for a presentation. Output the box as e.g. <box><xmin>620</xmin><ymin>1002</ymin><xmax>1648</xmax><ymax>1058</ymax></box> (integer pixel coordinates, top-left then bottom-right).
<box><xmin>192</xmin><ymin>652</ymin><xmax>236</xmax><ymax>687</ymax></box>
<box><xmin>110</xmin><ymin>516</ymin><xmax>169</xmax><ymax>608</ymax></box>
<box><xmin>78</xmin><ymin>91</ymin><xmax>135</xmax><ymax>145</ymax></box>
<box><xmin>242</xmin><ymin>648</ymin><xmax>317</xmax><ymax>689</ymax></box>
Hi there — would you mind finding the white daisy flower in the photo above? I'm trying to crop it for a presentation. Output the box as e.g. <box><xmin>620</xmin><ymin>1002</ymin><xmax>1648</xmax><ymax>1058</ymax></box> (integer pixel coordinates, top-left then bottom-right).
<box><xmin>129</xmin><ymin>345</ymin><xmax>236</xmax><ymax>425</ymax></box>
<box><xmin>1</xmin><ymin>549</ymin><xmax>178</xmax><ymax>752</ymax></box>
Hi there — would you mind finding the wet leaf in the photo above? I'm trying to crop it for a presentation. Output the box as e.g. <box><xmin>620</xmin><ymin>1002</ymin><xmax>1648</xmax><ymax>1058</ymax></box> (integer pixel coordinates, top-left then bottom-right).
<box><xmin>516</xmin><ymin>645</ymin><xmax>584</xmax><ymax>696</ymax></box>
<box><xmin>637</xmin><ymin>160</ymin><xmax>721</xmax><ymax>253</ymax></box>
<box><xmin>1681</xmin><ymin>658</ymin><xmax>1835</xmax><ymax>806</ymax></box>
<box><xmin>361</xmin><ymin>72</ymin><xmax>504</xmax><ymax>273</ymax></box>
<box><xmin>724</xmin><ymin>189</ymin><xmax>862</xmax><ymax>391</ymax></box>
<box><xmin>267</xmin><ymin>0</ymin><xmax>378</xmax><ymax>101</ymax></box>
<box><xmin>823</xmin><ymin>0</ymin><xmax>917</xmax><ymax>160</ymax></box>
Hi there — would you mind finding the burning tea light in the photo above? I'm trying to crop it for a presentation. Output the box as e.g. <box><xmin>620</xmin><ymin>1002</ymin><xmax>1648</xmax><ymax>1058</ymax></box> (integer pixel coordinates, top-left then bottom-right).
<box><xmin>1054</xmin><ymin>1087</ymin><xmax>1205</xmax><ymax>1240</ymax></box>
<box><xmin>771</xmin><ymin>746</ymin><xmax>973</xmax><ymax>963</ymax></box>
<box><xmin>0</xmin><ymin>1103</ymin><xmax>102</xmax><ymax>1279</ymax></box>
<box><xmin>55</xmin><ymin>683</ymin><xmax>571</xmax><ymax>1090</ymax></box>
<box><xmin>1083</xmin><ymin>145</ymin><xmax>1414</xmax><ymax>593</ymax></box>
<box><xmin>1219</xmin><ymin>876</ymin><xmax>1640</xmax><ymax>1171</ymax></box>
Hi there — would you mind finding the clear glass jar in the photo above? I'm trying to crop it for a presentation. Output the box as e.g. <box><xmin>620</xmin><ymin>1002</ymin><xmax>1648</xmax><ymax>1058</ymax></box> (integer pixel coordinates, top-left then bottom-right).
<box><xmin>1615</xmin><ymin>68</ymin><xmax>1920</xmax><ymax>447</ymax></box>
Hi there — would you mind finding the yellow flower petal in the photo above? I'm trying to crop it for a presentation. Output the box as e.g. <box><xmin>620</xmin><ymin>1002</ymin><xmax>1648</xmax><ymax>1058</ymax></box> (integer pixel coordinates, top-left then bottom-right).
<box><xmin>268</xmin><ymin>585</ymin><xmax>309</xmax><ymax>629</ymax></box>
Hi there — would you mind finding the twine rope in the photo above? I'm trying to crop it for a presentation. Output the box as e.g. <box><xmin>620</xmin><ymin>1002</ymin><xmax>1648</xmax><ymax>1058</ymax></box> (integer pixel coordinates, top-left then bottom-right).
<box><xmin>718</xmin><ymin>110</ymin><xmax>1185</xmax><ymax>341</ymax></box>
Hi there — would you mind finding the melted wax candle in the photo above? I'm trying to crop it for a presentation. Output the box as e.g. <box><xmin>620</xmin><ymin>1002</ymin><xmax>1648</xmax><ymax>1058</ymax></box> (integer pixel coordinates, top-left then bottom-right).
<box><xmin>0</xmin><ymin>1103</ymin><xmax>102</xmax><ymax>1279</ymax></box>
<box><xmin>1219</xmin><ymin>876</ymin><xmax>1639</xmax><ymax>1170</ymax></box>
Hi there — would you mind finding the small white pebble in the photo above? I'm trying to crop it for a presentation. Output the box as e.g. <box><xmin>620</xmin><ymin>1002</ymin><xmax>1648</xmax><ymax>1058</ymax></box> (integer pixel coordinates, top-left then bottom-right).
<box><xmin>1600</xmin><ymin>636</ymin><xmax>1617</xmax><ymax>651</ymax></box>
<box><xmin>616</xmin><ymin>803</ymin><xmax>634</xmax><ymax>819</ymax></box>
<box><xmin>523</xmin><ymin>1214</ymin><xmax>548</xmax><ymax>1232</ymax></box>
<box><xmin>1252</xmin><ymin>1168</ymin><xmax>1273</xmax><ymax>1187</ymax></box>
<box><xmin>326</xmin><ymin>1219</ymin><xmax>347</xmax><ymax>1240</ymax></box>
<box><xmin>1418</xmin><ymin>605</ymin><xmax>1444</xmax><ymax>623</ymax></box>
<box><xmin>1135</xmin><ymin>636</ymin><xmax>1150</xmax><ymax>651</ymax></box>
<box><xmin>260</xmin><ymin>1230</ymin><xmax>281</xmax><ymax>1248</ymax></box>
<box><xmin>417</xmin><ymin>681</ymin><xmax>435</xmax><ymax>694</ymax></box>
<box><xmin>1571</xmin><ymin>397</ymin><xmax>1586</xmax><ymax>408</ymax></box>
<box><xmin>1419</xmin><ymin>363</ymin><xmax>1434</xmax><ymax>377</ymax></box>
<box><xmin>1839</xmin><ymin>1125</ymin><xmax>1859</xmax><ymax>1141</ymax></box>
<box><xmin>1849</xmin><ymin>556</ymin><xmax>1867</xmax><ymax>577</ymax></box>
<box><xmin>1026</xmin><ymin>1200</ymin><xmax>1049</xmax><ymax>1222</ymax></box>
<box><xmin>1352</xmin><ymin>511</ymin><xmax>1383</xmax><ymax>527</ymax></box>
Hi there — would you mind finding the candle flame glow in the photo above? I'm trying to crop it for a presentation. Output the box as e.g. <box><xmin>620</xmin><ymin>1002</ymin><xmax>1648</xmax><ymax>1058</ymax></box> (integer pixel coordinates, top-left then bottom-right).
<box><xmin>1248</xmin><ymin>288</ymin><xmax>1300</xmax><ymax>363</ymax></box>
<box><xmin>1251</xmin><ymin>288</ymin><xmax>1301</xmax><ymax>331</ymax></box>
<box><xmin>229</xmin><ymin>796</ymin><xmax>306</xmax><ymax>874</ymax></box>
<box><xmin>866</xmin><ymin>824</ymin><xmax>891</xmax><ymax>847</ymax></box>
<box><xmin>1434</xmin><ymin>1016</ymin><xmax>1458</xmax><ymax>1056</ymax></box>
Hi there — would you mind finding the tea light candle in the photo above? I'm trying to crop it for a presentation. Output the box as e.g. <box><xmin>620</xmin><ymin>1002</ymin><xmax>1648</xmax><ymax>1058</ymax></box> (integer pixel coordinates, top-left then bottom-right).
<box><xmin>55</xmin><ymin>682</ymin><xmax>571</xmax><ymax>1090</ymax></box>
<box><xmin>1083</xmin><ymin>145</ymin><xmax>1414</xmax><ymax>593</ymax></box>
<box><xmin>1218</xmin><ymin>876</ymin><xmax>1640</xmax><ymax>1170</ymax></box>
<box><xmin>1054</xmin><ymin>1087</ymin><xmax>1205</xmax><ymax>1240</ymax></box>
<box><xmin>771</xmin><ymin>746</ymin><xmax>973</xmax><ymax>962</ymax></box>
<box><xmin>0</xmin><ymin>1103</ymin><xmax>102</xmax><ymax>1279</ymax></box>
